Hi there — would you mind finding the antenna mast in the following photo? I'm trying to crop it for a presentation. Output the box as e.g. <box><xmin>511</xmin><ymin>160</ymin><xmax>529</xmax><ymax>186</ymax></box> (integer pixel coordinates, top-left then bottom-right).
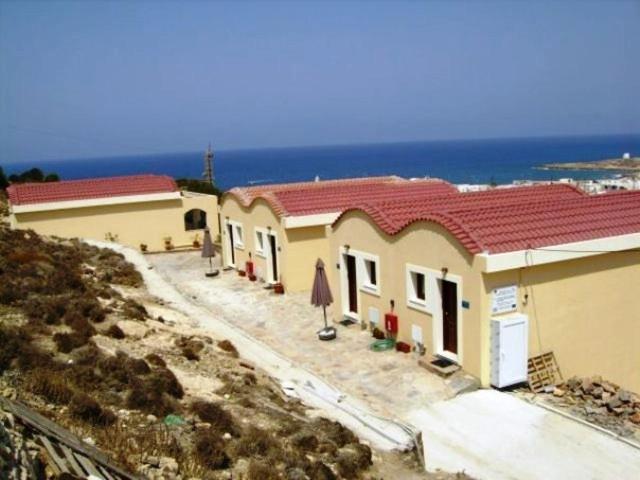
<box><xmin>203</xmin><ymin>144</ymin><xmax>214</xmax><ymax>185</ymax></box>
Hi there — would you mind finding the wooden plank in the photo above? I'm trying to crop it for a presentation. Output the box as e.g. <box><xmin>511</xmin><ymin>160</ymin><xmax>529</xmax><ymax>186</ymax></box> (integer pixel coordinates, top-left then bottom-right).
<box><xmin>75</xmin><ymin>453</ymin><xmax>105</xmax><ymax>479</ymax></box>
<box><xmin>60</xmin><ymin>444</ymin><xmax>87</xmax><ymax>477</ymax></box>
<box><xmin>39</xmin><ymin>435</ymin><xmax>69</xmax><ymax>474</ymax></box>
<box><xmin>0</xmin><ymin>396</ymin><xmax>139</xmax><ymax>480</ymax></box>
<box><xmin>99</xmin><ymin>465</ymin><xmax>117</xmax><ymax>480</ymax></box>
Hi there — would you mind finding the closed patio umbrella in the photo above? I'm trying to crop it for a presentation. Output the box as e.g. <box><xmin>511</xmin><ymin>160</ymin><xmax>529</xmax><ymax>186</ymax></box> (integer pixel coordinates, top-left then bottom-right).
<box><xmin>202</xmin><ymin>228</ymin><xmax>218</xmax><ymax>277</ymax></box>
<box><xmin>311</xmin><ymin>258</ymin><xmax>335</xmax><ymax>340</ymax></box>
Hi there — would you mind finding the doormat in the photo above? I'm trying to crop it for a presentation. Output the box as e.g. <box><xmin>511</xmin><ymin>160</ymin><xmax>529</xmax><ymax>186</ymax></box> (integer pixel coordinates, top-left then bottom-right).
<box><xmin>431</xmin><ymin>357</ymin><xmax>455</xmax><ymax>368</ymax></box>
<box><xmin>339</xmin><ymin>317</ymin><xmax>357</xmax><ymax>327</ymax></box>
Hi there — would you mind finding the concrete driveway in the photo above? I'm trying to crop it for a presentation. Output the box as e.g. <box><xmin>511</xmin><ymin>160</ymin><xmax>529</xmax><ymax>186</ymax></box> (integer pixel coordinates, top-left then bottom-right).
<box><xmin>409</xmin><ymin>389</ymin><xmax>640</xmax><ymax>480</ymax></box>
<box><xmin>138</xmin><ymin>250</ymin><xmax>640</xmax><ymax>479</ymax></box>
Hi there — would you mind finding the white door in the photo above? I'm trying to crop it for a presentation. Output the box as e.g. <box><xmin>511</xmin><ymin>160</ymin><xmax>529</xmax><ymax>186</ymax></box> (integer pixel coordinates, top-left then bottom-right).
<box><xmin>500</xmin><ymin>321</ymin><xmax>527</xmax><ymax>385</ymax></box>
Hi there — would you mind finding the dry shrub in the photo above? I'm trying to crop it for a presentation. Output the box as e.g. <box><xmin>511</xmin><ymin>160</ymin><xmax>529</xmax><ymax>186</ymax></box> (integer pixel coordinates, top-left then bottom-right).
<box><xmin>335</xmin><ymin>452</ymin><xmax>359</xmax><ymax>479</ymax></box>
<box><xmin>69</xmin><ymin>392</ymin><xmax>116</xmax><ymax>426</ymax></box>
<box><xmin>129</xmin><ymin>357</ymin><xmax>151</xmax><ymax>375</ymax></box>
<box><xmin>217</xmin><ymin>339</ymin><xmax>239</xmax><ymax>358</ymax></box>
<box><xmin>230</xmin><ymin>426</ymin><xmax>281</xmax><ymax>459</ymax></box>
<box><xmin>247</xmin><ymin>459</ymin><xmax>280</xmax><ymax>480</ymax></box>
<box><xmin>68</xmin><ymin>295</ymin><xmax>105</xmax><ymax>323</ymax></box>
<box><xmin>122</xmin><ymin>299</ymin><xmax>147</xmax><ymax>321</ymax></box>
<box><xmin>53</xmin><ymin>332</ymin><xmax>89</xmax><ymax>354</ymax></box>
<box><xmin>289</xmin><ymin>430</ymin><xmax>319</xmax><ymax>452</ymax></box>
<box><xmin>125</xmin><ymin>367</ymin><xmax>183</xmax><ymax>417</ymax></box>
<box><xmin>65</xmin><ymin>313</ymin><xmax>97</xmax><ymax>338</ymax></box>
<box><xmin>7</xmin><ymin>249</ymin><xmax>50</xmax><ymax>265</ymax></box>
<box><xmin>22</xmin><ymin>295</ymin><xmax>67</xmax><ymax>325</ymax></box>
<box><xmin>106</xmin><ymin>324</ymin><xmax>125</xmax><ymax>339</ymax></box>
<box><xmin>190</xmin><ymin>401</ymin><xmax>238</xmax><ymax>435</ymax></box>
<box><xmin>145</xmin><ymin>353</ymin><xmax>166</xmax><ymax>368</ymax></box>
<box><xmin>307</xmin><ymin>461</ymin><xmax>336</xmax><ymax>480</ymax></box>
<box><xmin>193</xmin><ymin>428</ymin><xmax>229</xmax><ymax>470</ymax></box>
<box><xmin>181</xmin><ymin>346</ymin><xmax>200</xmax><ymax>361</ymax></box>
<box><xmin>25</xmin><ymin>369</ymin><xmax>74</xmax><ymax>404</ymax></box>
<box><xmin>312</xmin><ymin>418</ymin><xmax>358</xmax><ymax>448</ymax></box>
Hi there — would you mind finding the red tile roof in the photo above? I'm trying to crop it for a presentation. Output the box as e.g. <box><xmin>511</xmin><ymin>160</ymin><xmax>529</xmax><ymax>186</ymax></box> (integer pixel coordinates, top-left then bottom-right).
<box><xmin>7</xmin><ymin>174</ymin><xmax>178</xmax><ymax>206</ymax></box>
<box><xmin>335</xmin><ymin>185</ymin><xmax>640</xmax><ymax>254</ymax></box>
<box><xmin>225</xmin><ymin>176</ymin><xmax>458</xmax><ymax>216</ymax></box>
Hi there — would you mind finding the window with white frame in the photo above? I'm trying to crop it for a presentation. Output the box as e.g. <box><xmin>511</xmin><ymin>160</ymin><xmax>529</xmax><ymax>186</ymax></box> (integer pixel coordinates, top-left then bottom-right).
<box><xmin>228</xmin><ymin>221</ymin><xmax>244</xmax><ymax>248</ymax></box>
<box><xmin>360</xmin><ymin>254</ymin><xmax>380</xmax><ymax>295</ymax></box>
<box><xmin>234</xmin><ymin>225</ymin><xmax>244</xmax><ymax>247</ymax></box>
<box><xmin>406</xmin><ymin>265</ymin><xmax>429</xmax><ymax>311</ymax></box>
<box><xmin>255</xmin><ymin>229</ymin><xmax>266</xmax><ymax>257</ymax></box>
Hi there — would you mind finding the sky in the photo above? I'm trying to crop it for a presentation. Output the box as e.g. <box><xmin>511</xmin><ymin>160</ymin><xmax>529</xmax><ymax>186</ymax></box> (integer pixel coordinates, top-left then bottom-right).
<box><xmin>1</xmin><ymin>0</ymin><xmax>638</xmax><ymax>163</ymax></box>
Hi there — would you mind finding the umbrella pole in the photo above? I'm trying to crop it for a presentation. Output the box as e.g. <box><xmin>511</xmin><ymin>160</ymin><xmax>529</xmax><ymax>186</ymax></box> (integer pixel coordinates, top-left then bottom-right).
<box><xmin>209</xmin><ymin>257</ymin><xmax>213</xmax><ymax>274</ymax></box>
<box><xmin>323</xmin><ymin>305</ymin><xmax>327</xmax><ymax>329</ymax></box>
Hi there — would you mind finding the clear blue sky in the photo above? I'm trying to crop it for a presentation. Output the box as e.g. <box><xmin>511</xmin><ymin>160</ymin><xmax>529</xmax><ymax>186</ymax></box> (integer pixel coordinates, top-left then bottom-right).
<box><xmin>1</xmin><ymin>0</ymin><xmax>638</xmax><ymax>163</ymax></box>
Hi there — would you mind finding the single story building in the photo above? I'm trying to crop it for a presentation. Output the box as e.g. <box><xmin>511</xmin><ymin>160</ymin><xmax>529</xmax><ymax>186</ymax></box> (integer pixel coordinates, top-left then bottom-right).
<box><xmin>7</xmin><ymin>174</ymin><xmax>218</xmax><ymax>252</ymax></box>
<box><xmin>330</xmin><ymin>184</ymin><xmax>640</xmax><ymax>392</ymax></box>
<box><xmin>220</xmin><ymin>176</ymin><xmax>457</xmax><ymax>292</ymax></box>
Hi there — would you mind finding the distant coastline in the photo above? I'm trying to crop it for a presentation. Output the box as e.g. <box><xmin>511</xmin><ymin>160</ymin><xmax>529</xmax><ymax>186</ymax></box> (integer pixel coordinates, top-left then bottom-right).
<box><xmin>539</xmin><ymin>157</ymin><xmax>640</xmax><ymax>172</ymax></box>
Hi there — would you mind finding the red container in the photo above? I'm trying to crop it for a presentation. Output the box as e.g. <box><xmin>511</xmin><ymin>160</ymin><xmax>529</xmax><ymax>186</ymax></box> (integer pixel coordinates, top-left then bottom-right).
<box><xmin>245</xmin><ymin>261</ymin><xmax>254</xmax><ymax>276</ymax></box>
<box><xmin>384</xmin><ymin>313</ymin><xmax>398</xmax><ymax>333</ymax></box>
<box><xmin>248</xmin><ymin>274</ymin><xmax>257</xmax><ymax>282</ymax></box>
<box><xmin>396</xmin><ymin>341</ymin><xmax>411</xmax><ymax>353</ymax></box>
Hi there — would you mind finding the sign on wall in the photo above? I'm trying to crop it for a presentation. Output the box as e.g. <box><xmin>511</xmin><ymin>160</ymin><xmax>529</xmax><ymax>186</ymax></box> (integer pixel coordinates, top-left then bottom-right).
<box><xmin>491</xmin><ymin>284</ymin><xmax>518</xmax><ymax>315</ymax></box>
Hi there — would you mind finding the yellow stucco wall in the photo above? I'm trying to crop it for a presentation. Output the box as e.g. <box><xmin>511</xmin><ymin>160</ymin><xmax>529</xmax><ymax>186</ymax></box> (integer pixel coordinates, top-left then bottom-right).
<box><xmin>10</xmin><ymin>192</ymin><xmax>218</xmax><ymax>252</ymax></box>
<box><xmin>483</xmin><ymin>253</ymin><xmax>640</xmax><ymax>393</ymax></box>
<box><xmin>332</xmin><ymin>210</ymin><xmax>640</xmax><ymax>392</ymax></box>
<box><xmin>330</xmin><ymin>211</ymin><xmax>484</xmax><ymax>376</ymax></box>
<box><xmin>219</xmin><ymin>195</ymin><xmax>331</xmax><ymax>292</ymax></box>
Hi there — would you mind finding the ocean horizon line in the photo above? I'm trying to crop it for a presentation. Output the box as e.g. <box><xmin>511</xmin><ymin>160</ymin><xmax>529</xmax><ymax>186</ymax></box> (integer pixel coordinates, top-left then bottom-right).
<box><xmin>4</xmin><ymin>132</ymin><xmax>640</xmax><ymax>167</ymax></box>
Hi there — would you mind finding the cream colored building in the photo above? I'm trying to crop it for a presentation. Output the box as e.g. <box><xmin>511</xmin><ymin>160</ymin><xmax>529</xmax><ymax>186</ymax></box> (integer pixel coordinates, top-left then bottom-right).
<box><xmin>330</xmin><ymin>185</ymin><xmax>640</xmax><ymax>392</ymax></box>
<box><xmin>220</xmin><ymin>177</ymin><xmax>457</xmax><ymax>292</ymax></box>
<box><xmin>7</xmin><ymin>175</ymin><xmax>218</xmax><ymax>252</ymax></box>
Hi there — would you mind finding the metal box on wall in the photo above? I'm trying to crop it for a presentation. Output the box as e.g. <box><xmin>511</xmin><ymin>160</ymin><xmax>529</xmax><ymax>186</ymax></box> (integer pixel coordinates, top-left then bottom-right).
<box><xmin>491</xmin><ymin>314</ymin><xmax>529</xmax><ymax>388</ymax></box>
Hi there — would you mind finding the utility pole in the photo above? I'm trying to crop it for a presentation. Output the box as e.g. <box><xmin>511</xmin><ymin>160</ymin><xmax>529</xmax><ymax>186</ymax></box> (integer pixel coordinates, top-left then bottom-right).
<box><xmin>203</xmin><ymin>143</ymin><xmax>214</xmax><ymax>185</ymax></box>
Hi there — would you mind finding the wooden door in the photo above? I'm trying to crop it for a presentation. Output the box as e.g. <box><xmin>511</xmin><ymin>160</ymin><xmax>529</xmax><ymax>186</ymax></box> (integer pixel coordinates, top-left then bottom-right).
<box><xmin>441</xmin><ymin>280</ymin><xmax>458</xmax><ymax>354</ymax></box>
<box><xmin>227</xmin><ymin>224</ymin><xmax>235</xmax><ymax>265</ymax></box>
<box><xmin>269</xmin><ymin>234</ymin><xmax>278</xmax><ymax>282</ymax></box>
<box><xmin>346</xmin><ymin>255</ymin><xmax>358</xmax><ymax>313</ymax></box>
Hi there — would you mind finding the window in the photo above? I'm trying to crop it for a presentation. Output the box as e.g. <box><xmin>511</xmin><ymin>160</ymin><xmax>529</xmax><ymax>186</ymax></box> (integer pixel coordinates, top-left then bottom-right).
<box><xmin>413</xmin><ymin>272</ymin><xmax>425</xmax><ymax>301</ymax></box>
<box><xmin>255</xmin><ymin>229</ymin><xmax>266</xmax><ymax>257</ymax></box>
<box><xmin>234</xmin><ymin>225</ymin><xmax>244</xmax><ymax>247</ymax></box>
<box><xmin>406</xmin><ymin>264</ymin><xmax>430</xmax><ymax>312</ymax></box>
<box><xmin>360</xmin><ymin>254</ymin><xmax>380</xmax><ymax>296</ymax></box>
<box><xmin>364</xmin><ymin>259</ymin><xmax>377</xmax><ymax>287</ymax></box>
<box><xmin>184</xmin><ymin>209</ymin><xmax>207</xmax><ymax>231</ymax></box>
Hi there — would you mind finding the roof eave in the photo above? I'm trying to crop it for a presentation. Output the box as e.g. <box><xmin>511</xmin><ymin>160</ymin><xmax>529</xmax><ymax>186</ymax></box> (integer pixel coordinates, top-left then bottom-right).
<box><xmin>11</xmin><ymin>191</ymin><xmax>182</xmax><ymax>213</ymax></box>
<box><xmin>478</xmin><ymin>232</ymin><xmax>640</xmax><ymax>273</ymax></box>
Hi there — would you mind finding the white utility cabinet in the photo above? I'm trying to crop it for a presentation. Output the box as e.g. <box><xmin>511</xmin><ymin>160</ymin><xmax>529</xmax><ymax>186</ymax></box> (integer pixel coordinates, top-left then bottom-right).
<box><xmin>491</xmin><ymin>313</ymin><xmax>529</xmax><ymax>388</ymax></box>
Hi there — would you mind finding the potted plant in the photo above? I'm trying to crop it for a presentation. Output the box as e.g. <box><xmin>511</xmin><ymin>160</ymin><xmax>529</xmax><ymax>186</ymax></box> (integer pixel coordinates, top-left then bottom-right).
<box><xmin>238</xmin><ymin>269</ymin><xmax>247</xmax><ymax>277</ymax></box>
<box><xmin>273</xmin><ymin>282</ymin><xmax>285</xmax><ymax>294</ymax></box>
<box><xmin>163</xmin><ymin>237</ymin><xmax>174</xmax><ymax>251</ymax></box>
<box><xmin>140</xmin><ymin>243</ymin><xmax>148</xmax><ymax>253</ymax></box>
<box><xmin>192</xmin><ymin>234</ymin><xmax>201</xmax><ymax>249</ymax></box>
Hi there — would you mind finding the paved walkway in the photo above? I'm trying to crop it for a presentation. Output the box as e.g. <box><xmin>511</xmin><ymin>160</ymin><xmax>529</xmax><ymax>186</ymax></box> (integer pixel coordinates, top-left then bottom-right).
<box><xmin>145</xmin><ymin>251</ymin><xmax>640</xmax><ymax>479</ymax></box>
<box><xmin>147</xmin><ymin>251</ymin><xmax>455</xmax><ymax>420</ymax></box>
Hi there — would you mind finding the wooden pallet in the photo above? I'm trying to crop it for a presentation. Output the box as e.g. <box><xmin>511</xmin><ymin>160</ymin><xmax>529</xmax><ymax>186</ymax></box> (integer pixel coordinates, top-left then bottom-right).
<box><xmin>528</xmin><ymin>351</ymin><xmax>562</xmax><ymax>393</ymax></box>
<box><xmin>0</xmin><ymin>396</ymin><xmax>138</xmax><ymax>480</ymax></box>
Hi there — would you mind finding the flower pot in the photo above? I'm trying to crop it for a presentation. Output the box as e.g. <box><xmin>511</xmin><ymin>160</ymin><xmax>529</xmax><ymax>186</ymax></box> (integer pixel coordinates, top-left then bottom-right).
<box><xmin>238</xmin><ymin>270</ymin><xmax>247</xmax><ymax>277</ymax></box>
<box><xmin>273</xmin><ymin>283</ymin><xmax>285</xmax><ymax>294</ymax></box>
<box><xmin>248</xmin><ymin>274</ymin><xmax>257</xmax><ymax>282</ymax></box>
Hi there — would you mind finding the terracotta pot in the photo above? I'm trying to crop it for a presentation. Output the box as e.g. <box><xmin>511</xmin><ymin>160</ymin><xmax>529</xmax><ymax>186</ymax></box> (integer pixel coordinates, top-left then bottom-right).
<box><xmin>238</xmin><ymin>270</ymin><xmax>247</xmax><ymax>277</ymax></box>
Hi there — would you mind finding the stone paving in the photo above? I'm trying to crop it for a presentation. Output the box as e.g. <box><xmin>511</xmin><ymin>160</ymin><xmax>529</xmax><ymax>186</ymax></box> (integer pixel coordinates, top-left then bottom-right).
<box><xmin>147</xmin><ymin>251</ymin><xmax>459</xmax><ymax>420</ymax></box>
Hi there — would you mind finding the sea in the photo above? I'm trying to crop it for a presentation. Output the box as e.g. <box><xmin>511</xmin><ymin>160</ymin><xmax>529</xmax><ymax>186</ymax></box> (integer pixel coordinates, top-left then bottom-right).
<box><xmin>5</xmin><ymin>134</ymin><xmax>640</xmax><ymax>191</ymax></box>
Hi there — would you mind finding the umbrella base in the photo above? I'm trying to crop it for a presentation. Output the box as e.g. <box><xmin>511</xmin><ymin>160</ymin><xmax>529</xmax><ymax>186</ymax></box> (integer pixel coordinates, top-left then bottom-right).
<box><xmin>205</xmin><ymin>270</ymin><xmax>220</xmax><ymax>278</ymax></box>
<box><xmin>318</xmin><ymin>327</ymin><xmax>337</xmax><ymax>341</ymax></box>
